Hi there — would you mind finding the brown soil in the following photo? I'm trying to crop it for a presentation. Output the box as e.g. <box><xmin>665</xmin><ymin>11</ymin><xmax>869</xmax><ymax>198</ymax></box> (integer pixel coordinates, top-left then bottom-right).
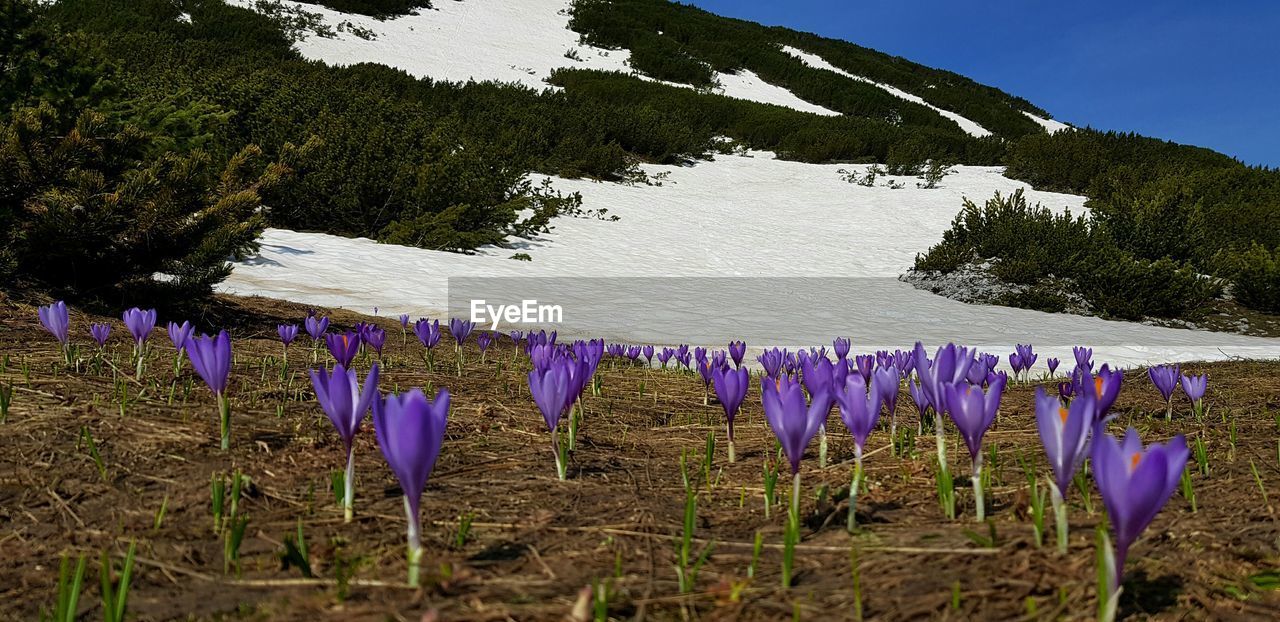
<box><xmin>2</xmin><ymin>293</ymin><xmax>1280</xmax><ymax>621</ymax></box>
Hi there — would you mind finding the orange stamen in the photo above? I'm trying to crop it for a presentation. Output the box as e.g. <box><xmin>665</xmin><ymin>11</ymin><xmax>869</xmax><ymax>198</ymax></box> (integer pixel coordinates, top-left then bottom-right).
<box><xmin>1129</xmin><ymin>453</ymin><xmax>1141</xmax><ymax>471</ymax></box>
<box><xmin>1058</xmin><ymin>407</ymin><xmax>1069</xmax><ymax>424</ymax></box>
<box><xmin>1094</xmin><ymin>377</ymin><xmax>1104</xmax><ymax>397</ymax></box>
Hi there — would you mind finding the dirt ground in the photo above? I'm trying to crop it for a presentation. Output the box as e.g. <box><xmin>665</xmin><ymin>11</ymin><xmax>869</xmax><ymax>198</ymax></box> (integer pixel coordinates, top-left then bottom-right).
<box><xmin>2</xmin><ymin>292</ymin><xmax>1280</xmax><ymax>621</ymax></box>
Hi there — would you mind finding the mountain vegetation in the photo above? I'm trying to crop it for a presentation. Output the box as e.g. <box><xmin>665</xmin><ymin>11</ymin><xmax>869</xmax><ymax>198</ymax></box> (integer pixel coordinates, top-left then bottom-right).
<box><xmin>916</xmin><ymin>130</ymin><xmax>1280</xmax><ymax>317</ymax></box>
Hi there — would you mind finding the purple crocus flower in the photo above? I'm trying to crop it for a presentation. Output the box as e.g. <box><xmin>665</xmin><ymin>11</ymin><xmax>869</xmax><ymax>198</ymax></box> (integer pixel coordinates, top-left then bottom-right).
<box><xmin>966</xmin><ymin>358</ymin><xmax>989</xmax><ymax>385</ymax></box>
<box><xmin>1015</xmin><ymin>344</ymin><xmax>1037</xmax><ymax>375</ymax></box>
<box><xmin>762</xmin><ymin>374</ymin><xmax>831</xmax><ymax>475</ymax></box>
<box><xmin>448</xmin><ymin>318</ymin><xmax>474</xmax><ymax>347</ymax></box>
<box><xmin>529</xmin><ymin>360</ymin><xmax>572</xmax><ymax>479</ymax></box>
<box><xmin>908</xmin><ymin>377</ymin><xmax>930</xmax><ymax>422</ymax></box>
<box><xmin>325</xmin><ymin>331</ymin><xmax>360</xmax><ymax>368</ymax></box>
<box><xmin>1036</xmin><ymin>387</ymin><xmax>1095</xmax><ymax>498</ymax></box>
<box><xmin>1008</xmin><ymin>353</ymin><xmax>1023</xmax><ymax>377</ymax></box>
<box><xmin>1181</xmin><ymin>373</ymin><xmax>1207</xmax><ymax>419</ymax></box>
<box><xmin>510</xmin><ymin>330</ymin><xmax>524</xmax><ymax>346</ymax></box>
<box><xmin>399</xmin><ymin>314</ymin><xmax>410</xmax><ymax>329</ymax></box>
<box><xmin>914</xmin><ymin>342</ymin><xmax>974</xmax><ymax>411</ymax></box>
<box><xmin>1092</xmin><ymin>428</ymin><xmax>1188</xmax><ymax>592</ymax></box>
<box><xmin>642</xmin><ymin>345</ymin><xmax>654</xmax><ymax>365</ymax></box>
<box><xmin>305</xmin><ymin>315</ymin><xmax>330</xmax><ymax>341</ymax></box>
<box><xmin>944</xmin><ymin>375</ymin><xmax>1006</xmax><ymax>521</ymax></box>
<box><xmin>874</xmin><ymin>365</ymin><xmax>900</xmax><ymax>437</ymax></box>
<box><xmin>186</xmin><ymin>331</ymin><xmax>234</xmax><ymax>450</ymax></box>
<box><xmin>892</xmin><ymin>349</ymin><xmax>915</xmax><ymax>377</ymax></box>
<box><xmin>372</xmin><ymin>387</ymin><xmax>450</xmax><ymax>587</ymax></box>
<box><xmin>354</xmin><ymin>322</ymin><xmax>374</xmax><ymax>346</ymax></box>
<box><xmin>916</xmin><ymin>343</ymin><xmax>976</xmax><ymax>474</ymax></box>
<box><xmin>1058</xmin><ymin>381</ymin><xmax>1075</xmax><ymax>400</ymax></box>
<box><xmin>364</xmin><ymin>326</ymin><xmax>387</xmax><ymax>356</ymax></box>
<box><xmin>762</xmin><ymin>373</ymin><xmax>831</xmax><ymax>542</ymax></box>
<box><xmin>38</xmin><ymin>301</ymin><xmax>70</xmax><ymax>347</ymax></box>
<box><xmin>278</xmin><ymin>324</ymin><xmax>298</xmax><ymax>347</ymax></box>
<box><xmin>657</xmin><ymin>348</ymin><xmax>673</xmax><ymax>368</ymax></box>
<box><xmin>854</xmin><ymin>354</ymin><xmax>874</xmax><ymax>383</ymax></box>
<box><xmin>727</xmin><ymin>341</ymin><xmax>746</xmax><ymax>367</ymax></box>
<box><xmin>1073</xmin><ymin>346</ymin><xmax>1093</xmax><ymax>372</ymax></box>
<box><xmin>414</xmin><ymin>319</ymin><xmax>441</xmax><ymax>349</ymax></box>
<box><xmin>168</xmin><ymin>321</ymin><xmax>194</xmax><ymax>353</ymax></box>
<box><xmin>122</xmin><ymin>307</ymin><xmax>157</xmax><ymax>347</ymax></box>
<box><xmin>945</xmin><ymin>379</ymin><xmax>1005</xmax><ymax>464</ymax></box>
<box><xmin>833</xmin><ymin>337</ymin><xmax>851</xmax><ymax>361</ymax></box>
<box><xmin>1148</xmin><ymin>364</ymin><xmax>1180</xmax><ymax>419</ymax></box>
<box><xmin>758</xmin><ymin>348</ymin><xmax>784</xmax><ymax>378</ymax></box>
<box><xmin>801</xmin><ymin>355</ymin><xmax>835</xmax><ymax>397</ymax></box>
<box><xmin>89</xmin><ymin>323</ymin><xmax>111</xmax><ymax>347</ymax></box>
<box><xmin>835</xmin><ymin>375</ymin><xmax>881</xmax><ymax>459</ymax></box>
<box><xmin>1047</xmin><ymin>357</ymin><xmax>1060</xmax><ymax>376</ymax></box>
<box><xmin>696</xmin><ymin>355</ymin><xmax>716</xmax><ymax>389</ymax></box>
<box><xmin>713</xmin><ymin>365</ymin><xmax>750</xmax><ymax>462</ymax></box>
<box><xmin>1077</xmin><ymin>364</ymin><xmax>1123</xmax><ymax>421</ymax></box>
<box><xmin>311</xmin><ymin>362</ymin><xmax>380</xmax><ymax>521</ymax></box>
<box><xmin>1036</xmin><ymin>386</ymin><xmax>1096</xmax><ymax>553</ymax></box>
<box><xmin>835</xmin><ymin>373</ymin><xmax>881</xmax><ymax>529</ymax></box>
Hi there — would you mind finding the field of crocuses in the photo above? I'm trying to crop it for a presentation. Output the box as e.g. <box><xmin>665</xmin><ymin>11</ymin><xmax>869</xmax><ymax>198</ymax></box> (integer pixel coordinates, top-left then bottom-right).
<box><xmin>3</xmin><ymin>295</ymin><xmax>1280</xmax><ymax>621</ymax></box>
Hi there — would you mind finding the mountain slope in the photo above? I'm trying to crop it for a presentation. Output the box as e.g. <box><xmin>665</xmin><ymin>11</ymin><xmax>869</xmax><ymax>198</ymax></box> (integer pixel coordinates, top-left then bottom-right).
<box><xmin>8</xmin><ymin>0</ymin><xmax>1278</xmax><ymax>336</ymax></box>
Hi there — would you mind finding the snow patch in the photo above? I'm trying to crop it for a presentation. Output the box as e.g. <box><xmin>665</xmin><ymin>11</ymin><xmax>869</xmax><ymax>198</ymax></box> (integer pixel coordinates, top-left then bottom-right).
<box><xmin>712</xmin><ymin>70</ymin><xmax>839</xmax><ymax>116</ymax></box>
<box><xmin>779</xmin><ymin>45</ymin><xmax>991</xmax><ymax>138</ymax></box>
<box><xmin>1022</xmin><ymin>111</ymin><xmax>1072</xmax><ymax>134</ymax></box>
<box><xmin>227</xmin><ymin>0</ymin><xmax>837</xmax><ymax>115</ymax></box>
<box><xmin>221</xmin><ymin>152</ymin><xmax>1280</xmax><ymax>369</ymax></box>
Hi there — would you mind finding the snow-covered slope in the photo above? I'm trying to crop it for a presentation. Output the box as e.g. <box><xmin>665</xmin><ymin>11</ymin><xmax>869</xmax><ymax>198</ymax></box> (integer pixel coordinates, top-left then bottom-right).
<box><xmin>780</xmin><ymin>45</ymin><xmax>991</xmax><ymax>138</ymax></box>
<box><xmin>1022</xmin><ymin>111</ymin><xmax>1072</xmax><ymax>134</ymax></box>
<box><xmin>217</xmin><ymin>0</ymin><xmax>1278</xmax><ymax>369</ymax></box>
<box><xmin>222</xmin><ymin>152</ymin><xmax>1280</xmax><ymax>369</ymax></box>
<box><xmin>226</xmin><ymin>0</ymin><xmax>838</xmax><ymax>115</ymax></box>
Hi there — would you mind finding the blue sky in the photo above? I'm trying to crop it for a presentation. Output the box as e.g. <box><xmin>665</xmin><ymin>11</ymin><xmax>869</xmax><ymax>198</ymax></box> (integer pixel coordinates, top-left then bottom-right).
<box><xmin>686</xmin><ymin>0</ymin><xmax>1279</xmax><ymax>167</ymax></box>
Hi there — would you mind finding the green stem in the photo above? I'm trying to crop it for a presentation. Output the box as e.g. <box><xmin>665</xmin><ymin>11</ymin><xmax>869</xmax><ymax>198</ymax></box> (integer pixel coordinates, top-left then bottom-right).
<box><xmin>552</xmin><ymin>431</ymin><xmax>567</xmax><ymax>480</ymax></box>
<box><xmin>791</xmin><ymin>471</ymin><xmax>801</xmax><ymax>526</ymax></box>
<box><xmin>934</xmin><ymin>410</ymin><xmax>947</xmax><ymax>470</ymax></box>
<box><xmin>404</xmin><ymin>496</ymin><xmax>422</xmax><ymax>587</ymax></box>
<box><xmin>972</xmin><ymin>453</ymin><xmax>985</xmax><ymax>522</ymax></box>
<box><xmin>848</xmin><ymin>453</ymin><xmax>863</xmax><ymax>533</ymax></box>
<box><xmin>1050</xmin><ymin>480</ymin><xmax>1068</xmax><ymax>555</ymax></box>
<box><xmin>343</xmin><ymin>449</ymin><xmax>355</xmax><ymax>523</ymax></box>
<box><xmin>783</xmin><ymin>471</ymin><xmax>801</xmax><ymax>589</ymax></box>
<box><xmin>218</xmin><ymin>393</ymin><xmax>231</xmax><ymax>451</ymax></box>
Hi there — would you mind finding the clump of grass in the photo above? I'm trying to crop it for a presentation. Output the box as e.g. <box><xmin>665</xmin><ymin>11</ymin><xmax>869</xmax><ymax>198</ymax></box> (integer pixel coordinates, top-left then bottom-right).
<box><xmin>936</xmin><ymin>456</ymin><xmax>956</xmax><ymax>520</ymax></box>
<box><xmin>454</xmin><ymin>513</ymin><xmax>475</xmax><ymax>549</ymax></box>
<box><xmin>99</xmin><ymin>541</ymin><xmax>137</xmax><ymax>622</ymax></box>
<box><xmin>1180</xmin><ymin>467</ymin><xmax>1197</xmax><ymax>513</ymax></box>
<box><xmin>43</xmin><ymin>553</ymin><xmax>87</xmax><ymax>622</ymax></box>
<box><xmin>78</xmin><ymin>426</ymin><xmax>108</xmax><ymax>482</ymax></box>
<box><xmin>281</xmin><ymin>519</ymin><xmax>313</xmax><ymax>578</ymax></box>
